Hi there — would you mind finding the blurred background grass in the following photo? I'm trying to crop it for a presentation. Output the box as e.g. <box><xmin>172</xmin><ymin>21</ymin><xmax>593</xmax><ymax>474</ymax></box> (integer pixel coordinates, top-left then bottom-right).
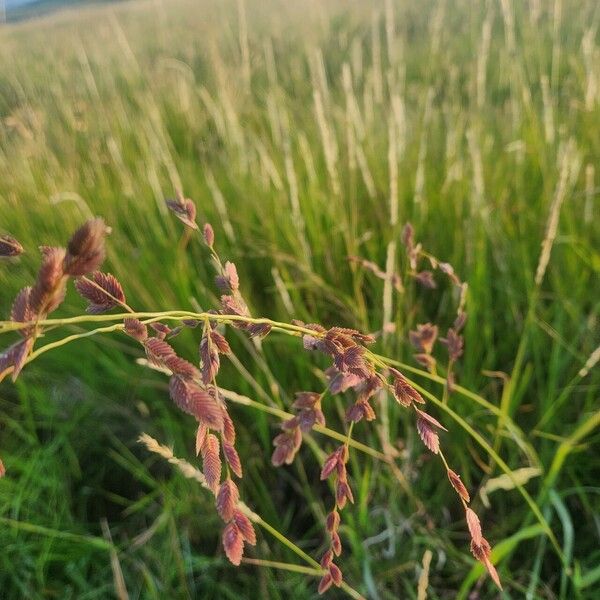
<box><xmin>0</xmin><ymin>0</ymin><xmax>599</xmax><ymax>597</ymax></box>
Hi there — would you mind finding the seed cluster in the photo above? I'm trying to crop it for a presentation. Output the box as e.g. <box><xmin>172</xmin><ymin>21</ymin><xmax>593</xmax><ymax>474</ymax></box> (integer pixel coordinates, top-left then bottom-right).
<box><xmin>0</xmin><ymin>197</ymin><xmax>502</xmax><ymax>593</ymax></box>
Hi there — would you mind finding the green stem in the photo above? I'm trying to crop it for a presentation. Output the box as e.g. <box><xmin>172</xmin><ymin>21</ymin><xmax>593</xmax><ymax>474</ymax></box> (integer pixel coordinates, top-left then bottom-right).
<box><xmin>0</xmin><ymin>310</ymin><xmax>319</xmax><ymax>337</ymax></box>
<box><xmin>240</xmin><ymin>559</ymin><xmax>322</xmax><ymax>576</ymax></box>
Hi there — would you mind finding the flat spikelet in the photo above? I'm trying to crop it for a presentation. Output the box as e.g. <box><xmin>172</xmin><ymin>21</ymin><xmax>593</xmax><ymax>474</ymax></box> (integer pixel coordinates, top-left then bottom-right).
<box><xmin>64</xmin><ymin>218</ymin><xmax>108</xmax><ymax>276</ymax></box>
<box><xmin>75</xmin><ymin>272</ymin><xmax>125</xmax><ymax>313</ymax></box>
<box><xmin>201</xmin><ymin>433</ymin><xmax>221</xmax><ymax>492</ymax></box>
<box><xmin>0</xmin><ymin>235</ymin><xmax>23</xmax><ymax>257</ymax></box>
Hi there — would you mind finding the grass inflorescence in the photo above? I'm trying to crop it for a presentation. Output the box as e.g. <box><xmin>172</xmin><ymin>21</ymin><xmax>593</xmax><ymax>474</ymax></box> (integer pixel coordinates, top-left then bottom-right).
<box><xmin>0</xmin><ymin>0</ymin><xmax>599</xmax><ymax>598</ymax></box>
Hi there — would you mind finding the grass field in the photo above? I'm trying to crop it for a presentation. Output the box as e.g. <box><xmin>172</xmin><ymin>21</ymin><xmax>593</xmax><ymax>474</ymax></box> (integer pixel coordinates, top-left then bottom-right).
<box><xmin>0</xmin><ymin>0</ymin><xmax>599</xmax><ymax>597</ymax></box>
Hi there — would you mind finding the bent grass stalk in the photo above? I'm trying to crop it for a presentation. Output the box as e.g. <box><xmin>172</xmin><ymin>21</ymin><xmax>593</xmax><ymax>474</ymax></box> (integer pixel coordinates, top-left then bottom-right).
<box><xmin>138</xmin><ymin>433</ymin><xmax>364</xmax><ymax>600</ymax></box>
<box><xmin>368</xmin><ymin>351</ymin><xmax>563</xmax><ymax>565</ymax></box>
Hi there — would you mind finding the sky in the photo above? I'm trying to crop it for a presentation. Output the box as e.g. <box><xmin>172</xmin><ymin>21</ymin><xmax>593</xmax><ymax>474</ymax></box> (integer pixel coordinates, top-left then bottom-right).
<box><xmin>5</xmin><ymin>0</ymin><xmax>40</xmax><ymax>7</ymax></box>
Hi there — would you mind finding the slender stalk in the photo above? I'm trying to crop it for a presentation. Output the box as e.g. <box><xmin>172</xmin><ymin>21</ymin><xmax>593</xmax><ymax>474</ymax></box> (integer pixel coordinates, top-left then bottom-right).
<box><xmin>0</xmin><ymin>310</ymin><xmax>319</xmax><ymax>337</ymax></box>
<box><xmin>240</xmin><ymin>559</ymin><xmax>321</xmax><ymax>576</ymax></box>
<box><xmin>80</xmin><ymin>274</ymin><xmax>135</xmax><ymax>313</ymax></box>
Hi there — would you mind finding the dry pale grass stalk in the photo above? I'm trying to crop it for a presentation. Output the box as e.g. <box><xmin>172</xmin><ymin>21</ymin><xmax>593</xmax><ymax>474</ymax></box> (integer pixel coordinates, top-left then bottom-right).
<box><xmin>283</xmin><ymin>136</ymin><xmax>312</xmax><ymax>263</ymax></box>
<box><xmin>100</xmin><ymin>518</ymin><xmax>129</xmax><ymax>600</ymax></box>
<box><xmin>414</xmin><ymin>88</ymin><xmax>433</xmax><ymax>210</ymax></box>
<box><xmin>476</xmin><ymin>7</ymin><xmax>494</xmax><ymax>110</ymax></box>
<box><xmin>578</xmin><ymin>345</ymin><xmax>600</xmax><ymax>379</ymax></box>
<box><xmin>370</xmin><ymin>13</ymin><xmax>384</xmax><ymax>104</ymax></box>
<box><xmin>417</xmin><ymin>549</ymin><xmax>432</xmax><ymax>600</ymax></box>
<box><xmin>313</xmin><ymin>88</ymin><xmax>341</xmax><ymax>197</ymax></box>
<box><xmin>582</xmin><ymin>27</ymin><xmax>599</xmax><ymax>111</ymax></box>
<box><xmin>541</xmin><ymin>75</ymin><xmax>555</xmax><ymax>144</ymax></box>
<box><xmin>584</xmin><ymin>163</ymin><xmax>594</xmax><ymax>224</ymax></box>
<box><xmin>237</xmin><ymin>0</ymin><xmax>251</xmax><ymax>92</ymax></box>
<box><xmin>535</xmin><ymin>138</ymin><xmax>580</xmax><ymax>286</ymax></box>
<box><xmin>466</xmin><ymin>127</ymin><xmax>485</xmax><ymax>212</ymax></box>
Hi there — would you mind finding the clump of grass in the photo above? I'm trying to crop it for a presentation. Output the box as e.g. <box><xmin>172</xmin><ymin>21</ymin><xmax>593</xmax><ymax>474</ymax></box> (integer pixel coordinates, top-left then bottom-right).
<box><xmin>1</xmin><ymin>197</ymin><xmax>502</xmax><ymax>595</ymax></box>
<box><xmin>1</xmin><ymin>0</ymin><xmax>598</xmax><ymax>597</ymax></box>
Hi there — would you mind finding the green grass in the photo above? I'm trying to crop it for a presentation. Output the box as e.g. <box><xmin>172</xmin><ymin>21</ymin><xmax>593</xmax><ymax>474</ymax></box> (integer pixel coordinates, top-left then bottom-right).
<box><xmin>1</xmin><ymin>0</ymin><xmax>599</xmax><ymax>597</ymax></box>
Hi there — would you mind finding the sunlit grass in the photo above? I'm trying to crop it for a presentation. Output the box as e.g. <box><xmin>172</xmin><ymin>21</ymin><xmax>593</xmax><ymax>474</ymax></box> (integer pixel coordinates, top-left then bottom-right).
<box><xmin>0</xmin><ymin>0</ymin><xmax>599</xmax><ymax>597</ymax></box>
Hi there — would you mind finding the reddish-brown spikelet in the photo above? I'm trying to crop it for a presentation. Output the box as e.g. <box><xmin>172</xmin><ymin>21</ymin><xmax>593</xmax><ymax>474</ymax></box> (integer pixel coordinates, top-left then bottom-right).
<box><xmin>150</xmin><ymin>322</ymin><xmax>171</xmax><ymax>339</ymax></box>
<box><xmin>466</xmin><ymin>508</ymin><xmax>482</xmax><ymax>545</ymax></box>
<box><xmin>220</xmin><ymin>294</ymin><xmax>250</xmax><ymax>319</ymax></box>
<box><xmin>203</xmin><ymin>223</ymin><xmax>215</xmax><ymax>247</ymax></box>
<box><xmin>0</xmin><ymin>235</ymin><xmax>24</xmax><ymax>257</ymax></box>
<box><xmin>317</xmin><ymin>573</ymin><xmax>333</xmax><ymax>595</ymax></box>
<box><xmin>292</xmin><ymin>391</ymin><xmax>320</xmax><ymax>409</ymax></box>
<box><xmin>165</xmin><ymin>355</ymin><xmax>200</xmax><ymax>379</ymax></box>
<box><xmin>331</xmin><ymin>531</ymin><xmax>342</xmax><ymax>556</ymax></box>
<box><xmin>326</xmin><ymin>510</ymin><xmax>340</xmax><ymax>533</ymax></box>
<box><xmin>415</xmin><ymin>408</ymin><xmax>448</xmax><ymax>431</ymax></box>
<box><xmin>335</xmin><ymin>480</ymin><xmax>354</xmax><ymax>508</ymax></box>
<box><xmin>222</xmin><ymin>410</ymin><xmax>236</xmax><ymax>444</ymax></box>
<box><xmin>189</xmin><ymin>389</ymin><xmax>225</xmax><ymax>430</ymax></box>
<box><xmin>442</xmin><ymin>328</ymin><xmax>464</xmax><ymax>361</ymax></box>
<box><xmin>414</xmin><ymin>353</ymin><xmax>436</xmax><ymax>371</ymax></box>
<box><xmin>329</xmin><ymin>563</ymin><xmax>343</xmax><ymax>587</ymax></box>
<box><xmin>0</xmin><ymin>458</ymin><xmax>5</xmax><ymax>478</ymax></box>
<box><xmin>470</xmin><ymin>538</ymin><xmax>502</xmax><ymax>589</ymax></box>
<box><xmin>469</xmin><ymin>537</ymin><xmax>490</xmax><ymax>561</ymax></box>
<box><xmin>11</xmin><ymin>287</ymin><xmax>35</xmax><ymax>337</ymax></box>
<box><xmin>13</xmin><ymin>338</ymin><xmax>33</xmax><ymax>381</ymax></box>
<box><xmin>271</xmin><ymin>426</ymin><xmax>302</xmax><ymax>466</ymax></box>
<box><xmin>409</xmin><ymin>323</ymin><xmax>438</xmax><ymax>354</ymax></box>
<box><xmin>447</xmin><ymin>469</ymin><xmax>470</xmax><ymax>502</ymax></box>
<box><xmin>0</xmin><ymin>338</ymin><xmax>34</xmax><ymax>382</ymax></box>
<box><xmin>416</xmin><ymin>417</ymin><xmax>440</xmax><ymax>454</ymax></box>
<box><xmin>224</xmin><ymin>262</ymin><xmax>239</xmax><ymax>291</ymax></box>
<box><xmin>200</xmin><ymin>335</ymin><xmax>220</xmax><ymax>384</ymax></box>
<box><xmin>320</xmin><ymin>449</ymin><xmax>341</xmax><ymax>480</ymax></box>
<box><xmin>270</xmin><ymin>446</ymin><xmax>287</xmax><ymax>467</ymax></box>
<box><xmin>201</xmin><ymin>433</ymin><xmax>222</xmax><ymax>492</ymax></box>
<box><xmin>169</xmin><ymin>375</ymin><xmax>190</xmax><ymax>412</ymax></box>
<box><xmin>326</xmin><ymin>367</ymin><xmax>362</xmax><ymax>394</ymax></box>
<box><xmin>233</xmin><ymin>510</ymin><xmax>256</xmax><ymax>545</ymax></box>
<box><xmin>454</xmin><ymin>312</ymin><xmax>468</xmax><ymax>332</ymax></box>
<box><xmin>339</xmin><ymin>444</ymin><xmax>349</xmax><ymax>464</ymax></box>
<box><xmin>210</xmin><ymin>330</ymin><xmax>231</xmax><ymax>354</ymax></box>
<box><xmin>346</xmin><ymin>398</ymin><xmax>376</xmax><ymax>423</ymax></box>
<box><xmin>30</xmin><ymin>247</ymin><xmax>67</xmax><ymax>314</ymax></box>
<box><xmin>166</xmin><ymin>192</ymin><xmax>198</xmax><ymax>230</ymax></box>
<box><xmin>145</xmin><ymin>337</ymin><xmax>176</xmax><ymax>367</ymax></box>
<box><xmin>246</xmin><ymin>322</ymin><xmax>272</xmax><ymax>338</ymax></box>
<box><xmin>223</xmin><ymin>442</ymin><xmax>243</xmax><ymax>478</ymax></box>
<box><xmin>1</xmin><ymin>343</ymin><xmax>19</xmax><ymax>381</ymax></box>
<box><xmin>390</xmin><ymin>368</ymin><xmax>425</xmax><ymax>406</ymax></box>
<box><xmin>216</xmin><ymin>479</ymin><xmax>239</xmax><ymax>522</ymax></box>
<box><xmin>415</xmin><ymin>270</ymin><xmax>437</xmax><ymax>289</ymax></box>
<box><xmin>297</xmin><ymin>406</ymin><xmax>325</xmax><ymax>431</ymax></box>
<box><xmin>320</xmin><ymin>549</ymin><xmax>333</xmax><ymax>569</ymax></box>
<box><xmin>195</xmin><ymin>422</ymin><xmax>208</xmax><ymax>456</ymax></box>
<box><xmin>74</xmin><ymin>272</ymin><xmax>125</xmax><ymax>313</ymax></box>
<box><xmin>124</xmin><ymin>318</ymin><xmax>148</xmax><ymax>341</ymax></box>
<box><xmin>222</xmin><ymin>522</ymin><xmax>244</xmax><ymax>565</ymax></box>
<box><xmin>63</xmin><ymin>218</ymin><xmax>108</xmax><ymax>276</ymax></box>
<box><xmin>402</xmin><ymin>222</ymin><xmax>414</xmax><ymax>249</ymax></box>
<box><xmin>439</xmin><ymin>261</ymin><xmax>461</xmax><ymax>285</ymax></box>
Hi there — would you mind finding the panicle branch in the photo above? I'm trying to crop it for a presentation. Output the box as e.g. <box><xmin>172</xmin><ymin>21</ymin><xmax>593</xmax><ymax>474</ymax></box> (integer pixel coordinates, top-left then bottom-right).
<box><xmin>0</xmin><ymin>196</ymin><xmax>502</xmax><ymax>593</ymax></box>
